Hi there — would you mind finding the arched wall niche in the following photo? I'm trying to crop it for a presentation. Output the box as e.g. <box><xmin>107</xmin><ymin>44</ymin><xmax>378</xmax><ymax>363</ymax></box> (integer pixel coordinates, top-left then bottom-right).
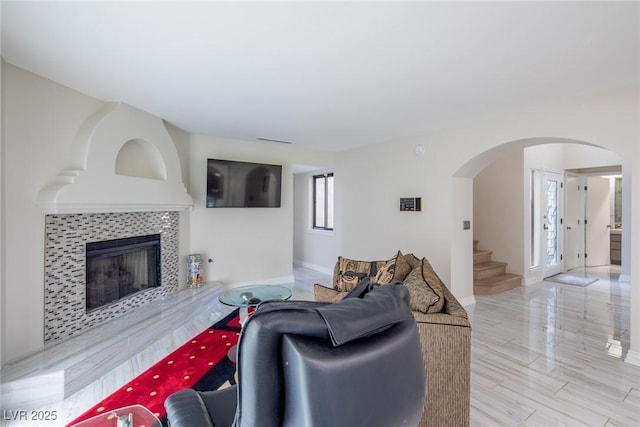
<box><xmin>37</xmin><ymin>102</ymin><xmax>192</xmax><ymax>213</ymax></box>
<box><xmin>115</xmin><ymin>138</ymin><xmax>167</xmax><ymax>180</ymax></box>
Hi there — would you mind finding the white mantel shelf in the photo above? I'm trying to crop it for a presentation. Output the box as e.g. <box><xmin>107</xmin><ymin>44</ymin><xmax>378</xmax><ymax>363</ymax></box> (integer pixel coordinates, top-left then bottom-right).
<box><xmin>40</xmin><ymin>203</ymin><xmax>193</xmax><ymax>215</ymax></box>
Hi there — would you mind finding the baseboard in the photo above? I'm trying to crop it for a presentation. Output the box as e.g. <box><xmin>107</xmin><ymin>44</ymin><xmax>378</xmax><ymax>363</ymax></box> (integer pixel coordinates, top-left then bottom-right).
<box><xmin>619</xmin><ymin>274</ymin><xmax>631</xmax><ymax>283</ymax></box>
<box><xmin>293</xmin><ymin>259</ymin><xmax>333</xmax><ymax>276</ymax></box>
<box><xmin>524</xmin><ymin>275</ymin><xmax>543</xmax><ymax>286</ymax></box>
<box><xmin>457</xmin><ymin>295</ymin><xmax>476</xmax><ymax>307</ymax></box>
<box><xmin>624</xmin><ymin>349</ymin><xmax>640</xmax><ymax>367</ymax></box>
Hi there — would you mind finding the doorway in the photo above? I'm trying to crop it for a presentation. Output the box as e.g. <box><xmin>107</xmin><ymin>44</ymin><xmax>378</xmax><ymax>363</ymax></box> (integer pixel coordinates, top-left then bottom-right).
<box><xmin>542</xmin><ymin>172</ymin><xmax>564</xmax><ymax>278</ymax></box>
<box><xmin>564</xmin><ymin>173</ymin><xmax>584</xmax><ymax>271</ymax></box>
<box><xmin>564</xmin><ymin>166</ymin><xmax>622</xmax><ymax>270</ymax></box>
<box><xmin>585</xmin><ymin>176</ymin><xmax>612</xmax><ymax>267</ymax></box>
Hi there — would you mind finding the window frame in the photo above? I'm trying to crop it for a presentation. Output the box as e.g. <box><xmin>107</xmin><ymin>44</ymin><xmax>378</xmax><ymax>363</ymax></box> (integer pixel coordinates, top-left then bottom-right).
<box><xmin>312</xmin><ymin>172</ymin><xmax>334</xmax><ymax>231</ymax></box>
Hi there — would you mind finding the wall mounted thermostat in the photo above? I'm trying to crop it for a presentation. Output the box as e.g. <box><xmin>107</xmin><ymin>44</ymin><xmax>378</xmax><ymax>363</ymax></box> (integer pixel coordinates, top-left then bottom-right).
<box><xmin>400</xmin><ymin>197</ymin><xmax>422</xmax><ymax>211</ymax></box>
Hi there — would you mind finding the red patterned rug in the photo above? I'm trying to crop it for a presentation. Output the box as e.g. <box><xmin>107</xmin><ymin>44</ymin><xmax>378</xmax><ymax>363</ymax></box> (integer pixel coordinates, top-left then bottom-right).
<box><xmin>67</xmin><ymin>309</ymin><xmax>242</xmax><ymax>426</ymax></box>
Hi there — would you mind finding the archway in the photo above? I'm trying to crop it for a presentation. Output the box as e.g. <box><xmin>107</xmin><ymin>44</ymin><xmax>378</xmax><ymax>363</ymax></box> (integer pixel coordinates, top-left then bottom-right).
<box><xmin>451</xmin><ymin>137</ymin><xmax>632</xmax><ymax>295</ymax></box>
<box><xmin>450</xmin><ymin>136</ymin><xmax>636</xmax><ymax>364</ymax></box>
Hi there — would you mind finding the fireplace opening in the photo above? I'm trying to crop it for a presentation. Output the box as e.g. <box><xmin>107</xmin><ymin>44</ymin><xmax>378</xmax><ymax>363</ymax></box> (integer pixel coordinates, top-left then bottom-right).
<box><xmin>86</xmin><ymin>234</ymin><xmax>161</xmax><ymax>311</ymax></box>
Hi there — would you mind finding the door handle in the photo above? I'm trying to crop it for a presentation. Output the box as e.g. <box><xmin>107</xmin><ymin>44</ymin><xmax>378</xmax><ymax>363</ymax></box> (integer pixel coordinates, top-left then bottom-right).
<box><xmin>567</xmin><ymin>226</ymin><xmax>572</xmax><ymax>230</ymax></box>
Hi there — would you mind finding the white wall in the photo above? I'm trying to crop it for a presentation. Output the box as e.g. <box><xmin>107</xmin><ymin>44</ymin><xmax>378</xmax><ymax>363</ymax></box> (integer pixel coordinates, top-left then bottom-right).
<box><xmin>2</xmin><ymin>63</ymin><xmax>103</xmax><ymax>361</ymax></box>
<box><xmin>473</xmin><ymin>150</ymin><xmax>524</xmax><ymax>276</ymax></box>
<box><xmin>188</xmin><ymin>135</ymin><xmax>334</xmax><ymax>286</ymax></box>
<box><xmin>293</xmin><ymin>171</ymin><xmax>341</xmax><ymax>274</ymax></box>
<box><xmin>336</xmin><ymin>141</ymin><xmax>446</xmax><ymax>264</ymax></box>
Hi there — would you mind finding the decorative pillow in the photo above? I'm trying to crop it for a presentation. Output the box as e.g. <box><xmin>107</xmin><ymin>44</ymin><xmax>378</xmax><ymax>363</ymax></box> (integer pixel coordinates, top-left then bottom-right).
<box><xmin>374</xmin><ymin>251</ymin><xmax>412</xmax><ymax>284</ymax></box>
<box><xmin>420</xmin><ymin>258</ymin><xmax>447</xmax><ymax>311</ymax></box>
<box><xmin>401</xmin><ymin>258</ymin><xmax>446</xmax><ymax>313</ymax></box>
<box><xmin>336</xmin><ymin>257</ymin><xmax>385</xmax><ymax>292</ymax></box>
<box><xmin>403</xmin><ymin>253</ymin><xmax>420</xmax><ymax>269</ymax></box>
<box><xmin>314</xmin><ymin>284</ymin><xmax>349</xmax><ymax>303</ymax></box>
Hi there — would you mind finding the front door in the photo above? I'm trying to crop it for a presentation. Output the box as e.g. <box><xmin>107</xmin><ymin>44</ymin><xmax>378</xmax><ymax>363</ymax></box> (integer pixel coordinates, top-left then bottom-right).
<box><xmin>543</xmin><ymin>172</ymin><xmax>564</xmax><ymax>278</ymax></box>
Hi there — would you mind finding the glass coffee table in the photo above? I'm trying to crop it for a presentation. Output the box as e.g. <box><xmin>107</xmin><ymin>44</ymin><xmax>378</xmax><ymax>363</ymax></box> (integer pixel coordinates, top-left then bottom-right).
<box><xmin>219</xmin><ymin>284</ymin><xmax>292</xmax><ymax>325</ymax></box>
<box><xmin>69</xmin><ymin>404</ymin><xmax>161</xmax><ymax>427</ymax></box>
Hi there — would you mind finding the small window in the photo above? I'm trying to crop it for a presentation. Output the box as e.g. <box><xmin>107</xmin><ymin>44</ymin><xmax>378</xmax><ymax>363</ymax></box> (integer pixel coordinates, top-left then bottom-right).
<box><xmin>313</xmin><ymin>173</ymin><xmax>334</xmax><ymax>230</ymax></box>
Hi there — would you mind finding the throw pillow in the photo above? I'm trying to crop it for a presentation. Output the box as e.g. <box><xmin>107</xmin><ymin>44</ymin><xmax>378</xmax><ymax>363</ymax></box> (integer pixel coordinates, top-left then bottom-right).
<box><xmin>314</xmin><ymin>284</ymin><xmax>349</xmax><ymax>303</ymax></box>
<box><xmin>403</xmin><ymin>253</ymin><xmax>420</xmax><ymax>269</ymax></box>
<box><xmin>336</xmin><ymin>257</ymin><xmax>385</xmax><ymax>291</ymax></box>
<box><xmin>420</xmin><ymin>257</ymin><xmax>447</xmax><ymax>311</ymax></box>
<box><xmin>374</xmin><ymin>250</ymin><xmax>412</xmax><ymax>284</ymax></box>
<box><xmin>402</xmin><ymin>258</ymin><xmax>446</xmax><ymax>313</ymax></box>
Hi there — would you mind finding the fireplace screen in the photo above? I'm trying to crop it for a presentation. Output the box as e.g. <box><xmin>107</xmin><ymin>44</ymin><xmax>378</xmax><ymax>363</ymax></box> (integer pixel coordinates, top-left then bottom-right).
<box><xmin>86</xmin><ymin>234</ymin><xmax>161</xmax><ymax>311</ymax></box>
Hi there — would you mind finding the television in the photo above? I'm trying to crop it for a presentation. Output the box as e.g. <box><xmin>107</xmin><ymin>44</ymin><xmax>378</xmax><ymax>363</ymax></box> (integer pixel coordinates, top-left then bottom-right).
<box><xmin>206</xmin><ymin>159</ymin><xmax>282</xmax><ymax>208</ymax></box>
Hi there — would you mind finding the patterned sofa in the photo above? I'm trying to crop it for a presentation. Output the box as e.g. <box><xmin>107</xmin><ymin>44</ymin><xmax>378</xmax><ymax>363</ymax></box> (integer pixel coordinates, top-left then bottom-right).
<box><xmin>314</xmin><ymin>252</ymin><xmax>471</xmax><ymax>427</ymax></box>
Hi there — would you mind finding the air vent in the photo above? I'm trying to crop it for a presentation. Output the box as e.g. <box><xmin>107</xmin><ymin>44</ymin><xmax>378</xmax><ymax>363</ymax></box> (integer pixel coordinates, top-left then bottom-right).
<box><xmin>257</xmin><ymin>137</ymin><xmax>294</xmax><ymax>145</ymax></box>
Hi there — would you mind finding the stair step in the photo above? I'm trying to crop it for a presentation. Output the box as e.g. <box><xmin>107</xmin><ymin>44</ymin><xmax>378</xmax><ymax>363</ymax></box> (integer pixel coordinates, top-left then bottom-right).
<box><xmin>474</xmin><ymin>273</ymin><xmax>522</xmax><ymax>295</ymax></box>
<box><xmin>473</xmin><ymin>261</ymin><xmax>506</xmax><ymax>280</ymax></box>
<box><xmin>473</xmin><ymin>249</ymin><xmax>493</xmax><ymax>265</ymax></box>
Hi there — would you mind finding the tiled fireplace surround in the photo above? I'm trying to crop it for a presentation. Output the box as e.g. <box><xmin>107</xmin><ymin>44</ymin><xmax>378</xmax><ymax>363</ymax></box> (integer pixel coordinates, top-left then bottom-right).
<box><xmin>44</xmin><ymin>211</ymin><xmax>180</xmax><ymax>343</ymax></box>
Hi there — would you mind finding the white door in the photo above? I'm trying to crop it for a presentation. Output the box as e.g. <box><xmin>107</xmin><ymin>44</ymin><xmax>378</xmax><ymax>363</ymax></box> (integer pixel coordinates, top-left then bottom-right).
<box><xmin>543</xmin><ymin>172</ymin><xmax>564</xmax><ymax>278</ymax></box>
<box><xmin>564</xmin><ymin>174</ymin><xmax>585</xmax><ymax>271</ymax></box>
<box><xmin>586</xmin><ymin>176</ymin><xmax>611</xmax><ymax>266</ymax></box>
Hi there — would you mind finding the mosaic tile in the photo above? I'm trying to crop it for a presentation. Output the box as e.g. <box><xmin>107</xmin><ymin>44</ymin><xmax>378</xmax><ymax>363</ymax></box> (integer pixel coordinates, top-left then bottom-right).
<box><xmin>44</xmin><ymin>212</ymin><xmax>180</xmax><ymax>343</ymax></box>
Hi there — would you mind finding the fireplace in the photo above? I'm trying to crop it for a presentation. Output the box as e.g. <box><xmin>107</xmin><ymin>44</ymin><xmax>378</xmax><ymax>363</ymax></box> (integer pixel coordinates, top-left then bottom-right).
<box><xmin>86</xmin><ymin>234</ymin><xmax>161</xmax><ymax>311</ymax></box>
<box><xmin>44</xmin><ymin>211</ymin><xmax>180</xmax><ymax>343</ymax></box>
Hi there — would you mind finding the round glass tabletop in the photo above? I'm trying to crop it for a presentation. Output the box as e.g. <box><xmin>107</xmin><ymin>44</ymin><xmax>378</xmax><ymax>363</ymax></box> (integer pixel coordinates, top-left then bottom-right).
<box><xmin>69</xmin><ymin>404</ymin><xmax>161</xmax><ymax>427</ymax></box>
<box><xmin>219</xmin><ymin>284</ymin><xmax>292</xmax><ymax>308</ymax></box>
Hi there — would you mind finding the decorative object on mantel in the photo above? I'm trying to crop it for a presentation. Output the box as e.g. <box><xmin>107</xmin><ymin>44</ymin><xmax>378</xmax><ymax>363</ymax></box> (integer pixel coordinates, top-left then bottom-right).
<box><xmin>186</xmin><ymin>254</ymin><xmax>204</xmax><ymax>287</ymax></box>
<box><xmin>36</xmin><ymin>102</ymin><xmax>193</xmax><ymax>214</ymax></box>
<box><xmin>400</xmin><ymin>197</ymin><xmax>422</xmax><ymax>211</ymax></box>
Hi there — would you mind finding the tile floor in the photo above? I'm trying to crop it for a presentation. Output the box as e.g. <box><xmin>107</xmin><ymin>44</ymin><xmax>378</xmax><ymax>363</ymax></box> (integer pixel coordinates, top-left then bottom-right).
<box><xmin>1</xmin><ymin>265</ymin><xmax>638</xmax><ymax>426</ymax></box>
<box><xmin>468</xmin><ymin>265</ymin><xmax>639</xmax><ymax>426</ymax></box>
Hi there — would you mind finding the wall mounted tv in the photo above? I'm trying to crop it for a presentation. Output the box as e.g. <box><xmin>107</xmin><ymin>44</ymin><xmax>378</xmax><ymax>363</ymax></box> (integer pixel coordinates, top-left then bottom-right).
<box><xmin>206</xmin><ymin>159</ymin><xmax>282</xmax><ymax>208</ymax></box>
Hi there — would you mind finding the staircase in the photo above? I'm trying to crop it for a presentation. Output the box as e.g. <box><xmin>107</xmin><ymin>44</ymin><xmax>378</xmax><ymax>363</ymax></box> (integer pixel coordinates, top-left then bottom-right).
<box><xmin>473</xmin><ymin>240</ymin><xmax>522</xmax><ymax>295</ymax></box>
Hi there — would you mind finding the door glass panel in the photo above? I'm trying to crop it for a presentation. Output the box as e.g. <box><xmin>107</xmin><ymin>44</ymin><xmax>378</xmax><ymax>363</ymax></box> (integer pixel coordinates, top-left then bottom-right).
<box><xmin>546</xmin><ymin>179</ymin><xmax>558</xmax><ymax>268</ymax></box>
<box><xmin>530</xmin><ymin>170</ymin><xmax>541</xmax><ymax>268</ymax></box>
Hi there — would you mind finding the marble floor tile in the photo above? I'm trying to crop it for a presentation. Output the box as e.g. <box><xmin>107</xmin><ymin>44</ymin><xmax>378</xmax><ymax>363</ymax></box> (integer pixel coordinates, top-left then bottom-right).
<box><xmin>1</xmin><ymin>265</ymin><xmax>639</xmax><ymax>427</ymax></box>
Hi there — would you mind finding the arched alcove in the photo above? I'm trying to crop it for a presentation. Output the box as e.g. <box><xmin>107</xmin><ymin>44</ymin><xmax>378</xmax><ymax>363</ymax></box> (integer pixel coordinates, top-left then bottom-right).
<box><xmin>115</xmin><ymin>138</ymin><xmax>167</xmax><ymax>180</ymax></box>
<box><xmin>450</xmin><ymin>136</ymin><xmax>632</xmax><ymax>309</ymax></box>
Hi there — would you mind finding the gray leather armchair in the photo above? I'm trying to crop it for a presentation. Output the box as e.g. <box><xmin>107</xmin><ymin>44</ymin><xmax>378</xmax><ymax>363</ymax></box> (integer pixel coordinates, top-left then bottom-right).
<box><xmin>165</xmin><ymin>283</ymin><xmax>426</xmax><ymax>427</ymax></box>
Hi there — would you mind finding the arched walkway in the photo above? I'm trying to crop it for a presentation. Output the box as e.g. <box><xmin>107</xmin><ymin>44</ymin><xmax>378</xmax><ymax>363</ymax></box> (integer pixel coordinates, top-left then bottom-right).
<box><xmin>450</xmin><ymin>136</ymin><xmax>637</xmax><ymax>364</ymax></box>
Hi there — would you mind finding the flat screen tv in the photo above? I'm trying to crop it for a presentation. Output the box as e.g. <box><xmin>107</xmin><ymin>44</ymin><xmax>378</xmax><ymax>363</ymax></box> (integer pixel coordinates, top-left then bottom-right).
<box><xmin>206</xmin><ymin>159</ymin><xmax>282</xmax><ymax>208</ymax></box>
